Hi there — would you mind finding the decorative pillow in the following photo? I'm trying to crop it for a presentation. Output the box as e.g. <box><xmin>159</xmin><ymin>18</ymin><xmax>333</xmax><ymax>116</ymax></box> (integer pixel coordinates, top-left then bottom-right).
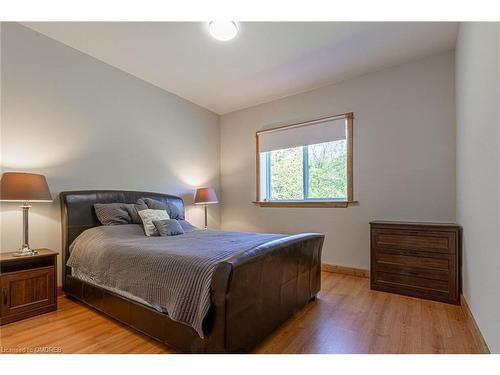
<box><xmin>153</xmin><ymin>219</ymin><xmax>185</xmax><ymax>236</ymax></box>
<box><xmin>142</xmin><ymin>198</ymin><xmax>184</xmax><ymax>220</ymax></box>
<box><xmin>126</xmin><ymin>199</ymin><xmax>148</xmax><ymax>224</ymax></box>
<box><xmin>94</xmin><ymin>203</ymin><xmax>132</xmax><ymax>225</ymax></box>
<box><xmin>138</xmin><ymin>209</ymin><xmax>170</xmax><ymax>236</ymax></box>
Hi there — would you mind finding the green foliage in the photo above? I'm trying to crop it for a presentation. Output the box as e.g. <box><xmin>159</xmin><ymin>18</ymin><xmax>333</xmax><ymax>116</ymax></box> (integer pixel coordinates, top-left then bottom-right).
<box><xmin>270</xmin><ymin>146</ymin><xmax>304</xmax><ymax>200</ymax></box>
<box><xmin>308</xmin><ymin>140</ymin><xmax>347</xmax><ymax>199</ymax></box>
<box><xmin>268</xmin><ymin>140</ymin><xmax>347</xmax><ymax>200</ymax></box>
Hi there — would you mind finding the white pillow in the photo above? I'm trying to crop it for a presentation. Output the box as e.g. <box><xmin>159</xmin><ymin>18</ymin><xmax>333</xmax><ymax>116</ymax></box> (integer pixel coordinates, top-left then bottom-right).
<box><xmin>138</xmin><ymin>209</ymin><xmax>170</xmax><ymax>236</ymax></box>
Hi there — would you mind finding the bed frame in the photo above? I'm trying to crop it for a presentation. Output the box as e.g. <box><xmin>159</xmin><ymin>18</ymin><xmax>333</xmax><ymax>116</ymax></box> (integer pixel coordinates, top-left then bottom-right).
<box><xmin>60</xmin><ymin>190</ymin><xmax>324</xmax><ymax>353</ymax></box>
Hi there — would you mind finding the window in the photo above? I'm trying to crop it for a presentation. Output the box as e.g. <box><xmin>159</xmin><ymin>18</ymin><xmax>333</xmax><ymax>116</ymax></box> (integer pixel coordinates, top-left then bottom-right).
<box><xmin>255</xmin><ymin>113</ymin><xmax>353</xmax><ymax>207</ymax></box>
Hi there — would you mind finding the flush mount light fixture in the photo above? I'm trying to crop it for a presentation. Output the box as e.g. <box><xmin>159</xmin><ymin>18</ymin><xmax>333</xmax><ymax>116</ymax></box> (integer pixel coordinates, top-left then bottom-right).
<box><xmin>208</xmin><ymin>21</ymin><xmax>238</xmax><ymax>41</ymax></box>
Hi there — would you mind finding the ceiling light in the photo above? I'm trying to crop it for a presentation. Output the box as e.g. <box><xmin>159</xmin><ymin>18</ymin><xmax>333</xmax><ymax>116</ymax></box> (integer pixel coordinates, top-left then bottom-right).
<box><xmin>208</xmin><ymin>21</ymin><xmax>238</xmax><ymax>41</ymax></box>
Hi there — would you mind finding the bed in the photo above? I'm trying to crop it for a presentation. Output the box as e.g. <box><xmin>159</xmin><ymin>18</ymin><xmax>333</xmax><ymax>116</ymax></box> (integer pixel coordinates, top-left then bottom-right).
<box><xmin>60</xmin><ymin>190</ymin><xmax>324</xmax><ymax>353</ymax></box>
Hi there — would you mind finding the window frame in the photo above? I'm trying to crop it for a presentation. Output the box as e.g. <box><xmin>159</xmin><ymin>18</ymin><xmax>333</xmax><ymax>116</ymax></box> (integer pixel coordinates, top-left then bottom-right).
<box><xmin>254</xmin><ymin>112</ymin><xmax>354</xmax><ymax>208</ymax></box>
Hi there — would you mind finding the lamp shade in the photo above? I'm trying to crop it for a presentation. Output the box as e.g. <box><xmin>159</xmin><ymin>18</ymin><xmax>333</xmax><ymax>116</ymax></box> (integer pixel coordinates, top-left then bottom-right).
<box><xmin>0</xmin><ymin>172</ymin><xmax>52</xmax><ymax>202</ymax></box>
<box><xmin>194</xmin><ymin>187</ymin><xmax>218</xmax><ymax>205</ymax></box>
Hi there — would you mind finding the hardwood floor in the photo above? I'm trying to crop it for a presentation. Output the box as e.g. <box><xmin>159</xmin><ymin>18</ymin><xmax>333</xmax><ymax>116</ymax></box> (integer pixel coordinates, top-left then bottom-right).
<box><xmin>0</xmin><ymin>272</ymin><xmax>485</xmax><ymax>354</ymax></box>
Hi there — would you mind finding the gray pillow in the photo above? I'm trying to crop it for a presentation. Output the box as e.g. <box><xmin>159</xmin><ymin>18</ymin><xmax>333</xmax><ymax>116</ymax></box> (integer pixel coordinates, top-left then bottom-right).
<box><xmin>178</xmin><ymin>220</ymin><xmax>198</xmax><ymax>232</ymax></box>
<box><xmin>153</xmin><ymin>219</ymin><xmax>185</xmax><ymax>236</ymax></box>
<box><xmin>126</xmin><ymin>199</ymin><xmax>148</xmax><ymax>224</ymax></box>
<box><xmin>142</xmin><ymin>198</ymin><xmax>184</xmax><ymax>220</ymax></box>
<box><xmin>94</xmin><ymin>203</ymin><xmax>132</xmax><ymax>225</ymax></box>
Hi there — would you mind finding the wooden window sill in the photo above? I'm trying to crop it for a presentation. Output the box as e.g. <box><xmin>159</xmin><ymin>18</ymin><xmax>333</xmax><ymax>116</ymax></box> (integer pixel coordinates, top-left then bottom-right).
<box><xmin>253</xmin><ymin>201</ymin><xmax>354</xmax><ymax>208</ymax></box>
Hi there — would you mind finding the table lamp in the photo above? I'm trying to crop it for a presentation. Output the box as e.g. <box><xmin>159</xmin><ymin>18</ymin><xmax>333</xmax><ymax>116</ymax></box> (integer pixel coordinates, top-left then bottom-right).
<box><xmin>0</xmin><ymin>172</ymin><xmax>52</xmax><ymax>256</ymax></box>
<box><xmin>194</xmin><ymin>187</ymin><xmax>218</xmax><ymax>230</ymax></box>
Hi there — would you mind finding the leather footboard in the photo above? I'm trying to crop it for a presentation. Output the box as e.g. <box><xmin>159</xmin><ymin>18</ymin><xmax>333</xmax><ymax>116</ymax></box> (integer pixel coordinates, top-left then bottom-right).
<box><xmin>207</xmin><ymin>233</ymin><xmax>324</xmax><ymax>353</ymax></box>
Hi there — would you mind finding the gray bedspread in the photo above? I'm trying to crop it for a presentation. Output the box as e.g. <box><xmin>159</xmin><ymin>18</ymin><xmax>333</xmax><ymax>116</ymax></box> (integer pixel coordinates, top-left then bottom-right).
<box><xmin>67</xmin><ymin>224</ymin><xmax>287</xmax><ymax>337</ymax></box>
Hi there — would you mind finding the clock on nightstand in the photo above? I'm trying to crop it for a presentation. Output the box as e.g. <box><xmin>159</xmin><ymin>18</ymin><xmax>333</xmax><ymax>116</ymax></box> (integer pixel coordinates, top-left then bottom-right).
<box><xmin>0</xmin><ymin>249</ymin><xmax>58</xmax><ymax>325</ymax></box>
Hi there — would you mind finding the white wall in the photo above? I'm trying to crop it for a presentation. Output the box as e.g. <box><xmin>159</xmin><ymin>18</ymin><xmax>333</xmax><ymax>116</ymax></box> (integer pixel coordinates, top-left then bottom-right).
<box><xmin>0</xmin><ymin>23</ymin><xmax>221</xmax><ymax>285</ymax></box>
<box><xmin>220</xmin><ymin>51</ymin><xmax>456</xmax><ymax>269</ymax></box>
<box><xmin>456</xmin><ymin>23</ymin><xmax>500</xmax><ymax>353</ymax></box>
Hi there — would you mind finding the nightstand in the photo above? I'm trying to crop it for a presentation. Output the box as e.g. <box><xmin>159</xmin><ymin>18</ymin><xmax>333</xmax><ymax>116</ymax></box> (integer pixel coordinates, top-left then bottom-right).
<box><xmin>0</xmin><ymin>249</ymin><xmax>58</xmax><ymax>325</ymax></box>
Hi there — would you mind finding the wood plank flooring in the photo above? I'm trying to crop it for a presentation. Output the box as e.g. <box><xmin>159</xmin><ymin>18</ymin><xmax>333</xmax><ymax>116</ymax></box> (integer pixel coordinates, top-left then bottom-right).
<box><xmin>0</xmin><ymin>272</ymin><xmax>486</xmax><ymax>354</ymax></box>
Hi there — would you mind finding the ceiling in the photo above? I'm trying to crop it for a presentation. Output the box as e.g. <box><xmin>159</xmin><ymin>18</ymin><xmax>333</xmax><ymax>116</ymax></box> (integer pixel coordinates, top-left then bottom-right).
<box><xmin>23</xmin><ymin>22</ymin><xmax>458</xmax><ymax>114</ymax></box>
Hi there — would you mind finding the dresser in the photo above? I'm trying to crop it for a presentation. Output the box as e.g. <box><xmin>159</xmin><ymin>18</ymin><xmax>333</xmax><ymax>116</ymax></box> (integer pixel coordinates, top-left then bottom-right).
<box><xmin>370</xmin><ymin>221</ymin><xmax>461</xmax><ymax>305</ymax></box>
<box><xmin>0</xmin><ymin>249</ymin><xmax>58</xmax><ymax>325</ymax></box>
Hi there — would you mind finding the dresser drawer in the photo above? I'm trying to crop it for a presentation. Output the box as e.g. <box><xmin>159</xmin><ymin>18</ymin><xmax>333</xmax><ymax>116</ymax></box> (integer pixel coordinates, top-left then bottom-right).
<box><xmin>373</xmin><ymin>229</ymin><xmax>454</xmax><ymax>254</ymax></box>
<box><xmin>375</xmin><ymin>262</ymin><xmax>449</xmax><ymax>281</ymax></box>
<box><xmin>376</xmin><ymin>271</ymin><xmax>449</xmax><ymax>293</ymax></box>
<box><xmin>375</xmin><ymin>252</ymin><xmax>449</xmax><ymax>271</ymax></box>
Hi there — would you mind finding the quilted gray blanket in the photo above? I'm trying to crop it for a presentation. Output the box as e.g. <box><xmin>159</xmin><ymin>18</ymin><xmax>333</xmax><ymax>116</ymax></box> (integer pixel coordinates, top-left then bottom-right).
<box><xmin>67</xmin><ymin>224</ymin><xmax>286</xmax><ymax>338</ymax></box>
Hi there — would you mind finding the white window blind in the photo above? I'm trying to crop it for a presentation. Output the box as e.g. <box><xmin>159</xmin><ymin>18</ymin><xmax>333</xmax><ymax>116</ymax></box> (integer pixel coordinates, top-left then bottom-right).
<box><xmin>258</xmin><ymin>117</ymin><xmax>346</xmax><ymax>153</ymax></box>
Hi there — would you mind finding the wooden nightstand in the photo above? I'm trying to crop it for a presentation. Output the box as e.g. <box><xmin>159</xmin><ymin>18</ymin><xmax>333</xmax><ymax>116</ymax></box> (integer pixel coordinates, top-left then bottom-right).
<box><xmin>0</xmin><ymin>249</ymin><xmax>58</xmax><ymax>325</ymax></box>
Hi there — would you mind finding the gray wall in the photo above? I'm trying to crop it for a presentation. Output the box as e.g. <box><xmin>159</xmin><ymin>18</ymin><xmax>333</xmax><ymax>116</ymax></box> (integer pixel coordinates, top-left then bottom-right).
<box><xmin>0</xmin><ymin>23</ymin><xmax>221</xmax><ymax>285</ymax></box>
<box><xmin>456</xmin><ymin>22</ymin><xmax>500</xmax><ymax>353</ymax></box>
<box><xmin>220</xmin><ymin>51</ymin><xmax>456</xmax><ymax>269</ymax></box>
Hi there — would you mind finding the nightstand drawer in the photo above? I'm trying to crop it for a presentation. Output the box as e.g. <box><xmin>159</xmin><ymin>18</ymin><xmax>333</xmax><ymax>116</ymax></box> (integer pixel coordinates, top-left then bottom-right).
<box><xmin>1</xmin><ymin>266</ymin><xmax>56</xmax><ymax>321</ymax></box>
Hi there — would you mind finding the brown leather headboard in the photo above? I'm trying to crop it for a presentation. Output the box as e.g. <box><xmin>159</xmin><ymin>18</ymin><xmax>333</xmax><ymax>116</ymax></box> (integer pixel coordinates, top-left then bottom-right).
<box><xmin>60</xmin><ymin>190</ymin><xmax>185</xmax><ymax>286</ymax></box>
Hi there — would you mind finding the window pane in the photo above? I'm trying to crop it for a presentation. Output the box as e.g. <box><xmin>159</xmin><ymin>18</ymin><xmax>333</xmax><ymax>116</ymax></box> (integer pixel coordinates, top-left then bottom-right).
<box><xmin>308</xmin><ymin>140</ymin><xmax>347</xmax><ymax>199</ymax></box>
<box><xmin>270</xmin><ymin>146</ymin><xmax>304</xmax><ymax>200</ymax></box>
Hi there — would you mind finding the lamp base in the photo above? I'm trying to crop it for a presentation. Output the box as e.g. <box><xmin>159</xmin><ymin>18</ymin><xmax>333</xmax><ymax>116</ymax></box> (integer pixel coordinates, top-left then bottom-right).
<box><xmin>12</xmin><ymin>246</ymin><xmax>38</xmax><ymax>257</ymax></box>
<box><xmin>204</xmin><ymin>204</ymin><xmax>208</xmax><ymax>230</ymax></box>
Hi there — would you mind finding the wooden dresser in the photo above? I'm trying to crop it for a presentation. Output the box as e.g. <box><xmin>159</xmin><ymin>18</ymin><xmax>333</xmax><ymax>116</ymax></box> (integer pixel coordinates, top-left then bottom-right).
<box><xmin>0</xmin><ymin>249</ymin><xmax>58</xmax><ymax>325</ymax></box>
<box><xmin>370</xmin><ymin>221</ymin><xmax>461</xmax><ymax>305</ymax></box>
